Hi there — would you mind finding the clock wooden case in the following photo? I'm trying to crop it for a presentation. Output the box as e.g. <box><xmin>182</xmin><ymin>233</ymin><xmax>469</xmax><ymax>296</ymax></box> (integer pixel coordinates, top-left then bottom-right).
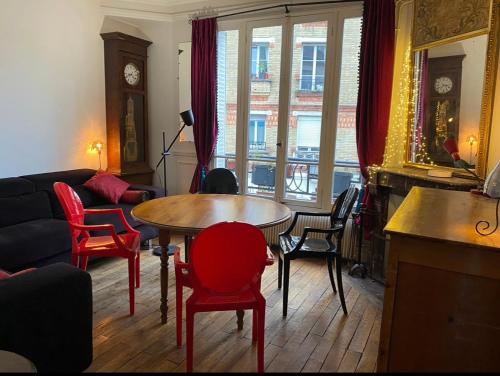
<box><xmin>424</xmin><ymin>55</ymin><xmax>465</xmax><ymax>166</ymax></box>
<box><xmin>100</xmin><ymin>32</ymin><xmax>153</xmax><ymax>184</ymax></box>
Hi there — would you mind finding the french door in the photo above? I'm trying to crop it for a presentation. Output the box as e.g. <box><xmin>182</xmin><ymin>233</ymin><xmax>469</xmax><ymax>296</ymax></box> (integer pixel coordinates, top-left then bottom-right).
<box><xmin>215</xmin><ymin>5</ymin><xmax>362</xmax><ymax>210</ymax></box>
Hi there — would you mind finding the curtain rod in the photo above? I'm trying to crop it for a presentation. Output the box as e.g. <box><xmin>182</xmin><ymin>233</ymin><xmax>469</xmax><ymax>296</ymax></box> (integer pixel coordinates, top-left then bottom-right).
<box><xmin>192</xmin><ymin>0</ymin><xmax>361</xmax><ymax>21</ymax></box>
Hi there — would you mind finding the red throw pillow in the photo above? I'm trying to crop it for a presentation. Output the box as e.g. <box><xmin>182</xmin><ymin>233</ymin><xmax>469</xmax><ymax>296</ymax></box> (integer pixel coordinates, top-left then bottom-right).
<box><xmin>84</xmin><ymin>172</ymin><xmax>130</xmax><ymax>204</ymax></box>
<box><xmin>0</xmin><ymin>268</ymin><xmax>36</xmax><ymax>280</ymax></box>
<box><xmin>120</xmin><ymin>190</ymin><xmax>150</xmax><ymax>204</ymax></box>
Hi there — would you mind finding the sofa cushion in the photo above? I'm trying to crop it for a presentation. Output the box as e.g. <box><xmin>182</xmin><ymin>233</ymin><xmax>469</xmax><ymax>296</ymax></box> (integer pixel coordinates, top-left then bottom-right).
<box><xmin>0</xmin><ymin>268</ymin><xmax>36</xmax><ymax>280</ymax></box>
<box><xmin>120</xmin><ymin>190</ymin><xmax>150</xmax><ymax>204</ymax></box>
<box><xmin>22</xmin><ymin>169</ymin><xmax>98</xmax><ymax>217</ymax></box>
<box><xmin>0</xmin><ymin>191</ymin><xmax>53</xmax><ymax>227</ymax></box>
<box><xmin>83</xmin><ymin>172</ymin><xmax>130</xmax><ymax>204</ymax></box>
<box><xmin>0</xmin><ymin>178</ymin><xmax>35</xmax><ymax>198</ymax></box>
<box><xmin>85</xmin><ymin>203</ymin><xmax>140</xmax><ymax>234</ymax></box>
<box><xmin>0</xmin><ymin>219</ymin><xmax>72</xmax><ymax>271</ymax></box>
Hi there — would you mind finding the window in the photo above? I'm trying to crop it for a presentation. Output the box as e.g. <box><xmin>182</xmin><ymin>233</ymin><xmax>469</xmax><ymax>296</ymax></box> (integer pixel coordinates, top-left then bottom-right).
<box><xmin>249</xmin><ymin>115</ymin><xmax>266</xmax><ymax>150</ymax></box>
<box><xmin>251</xmin><ymin>44</ymin><xmax>269</xmax><ymax>80</ymax></box>
<box><xmin>214</xmin><ymin>7</ymin><xmax>362</xmax><ymax>210</ymax></box>
<box><xmin>300</xmin><ymin>44</ymin><xmax>326</xmax><ymax>92</ymax></box>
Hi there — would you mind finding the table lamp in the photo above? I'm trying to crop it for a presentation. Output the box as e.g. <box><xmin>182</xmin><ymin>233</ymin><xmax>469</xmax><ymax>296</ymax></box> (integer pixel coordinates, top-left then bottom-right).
<box><xmin>91</xmin><ymin>141</ymin><xmax>104</xmax><ymax>170</ymax></box>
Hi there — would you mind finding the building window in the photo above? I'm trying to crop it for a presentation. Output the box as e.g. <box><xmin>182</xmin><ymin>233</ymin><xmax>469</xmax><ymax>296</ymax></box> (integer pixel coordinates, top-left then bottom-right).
<box><xmin>300</xmin><ymin>44</ymin><xmax>326</xmax><ymax>92</ymax></box>
<box><xmin>249</xmin><ymin>115</ymin><xmax>266</xmax><ymax>150</ymax></box>
<box><xmin>251</xmin><ymin>44</ymin><xmax>269</xmax><ymax>80</ymax></box>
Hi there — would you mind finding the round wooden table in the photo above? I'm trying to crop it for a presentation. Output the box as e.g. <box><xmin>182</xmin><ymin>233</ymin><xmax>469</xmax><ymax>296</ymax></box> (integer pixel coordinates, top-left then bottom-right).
<box><xmin>0</xmin><ymin>351</ymin><xmax>36</xmax><ymax>372</ymax></box>
<box><xmin>132</xmin><ymin>194</ymin><xmax>291</xmax><ymax>325</ymax></box>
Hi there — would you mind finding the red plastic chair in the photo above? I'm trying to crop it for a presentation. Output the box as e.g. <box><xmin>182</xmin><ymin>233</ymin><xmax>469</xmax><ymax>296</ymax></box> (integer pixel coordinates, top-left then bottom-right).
<box><xmin>53</xmin><ymin>182</ymin><xmax>141</xmax><ymax>316</ymax></box>
<box><xmin>174</xmin><ymin>222</ymin><xmax>274</xmax><ymax>373</ymax></box>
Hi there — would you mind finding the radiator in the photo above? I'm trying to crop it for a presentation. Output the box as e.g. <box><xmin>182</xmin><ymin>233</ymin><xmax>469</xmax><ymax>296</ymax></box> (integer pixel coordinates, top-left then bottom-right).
<box><xmin>263</xmin><ymin>214</ymin><xmax>356</xmax><ymax>262</ymax></box>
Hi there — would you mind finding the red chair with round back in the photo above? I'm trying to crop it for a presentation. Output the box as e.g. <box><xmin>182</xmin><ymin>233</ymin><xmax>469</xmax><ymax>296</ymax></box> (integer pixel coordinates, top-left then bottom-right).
<box><xmin>174</xmin><ymin>221</ymin><xmax>273</xmax><ymax>373</ymax></box>
<box><xmin>53</xmin><ymin>182</ymin><xmax>141</xmax><ymax>316</ymax></box>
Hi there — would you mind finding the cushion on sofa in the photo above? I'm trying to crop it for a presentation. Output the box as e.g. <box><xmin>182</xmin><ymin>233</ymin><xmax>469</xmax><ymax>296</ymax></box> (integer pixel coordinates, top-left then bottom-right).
<box><xmin>0</xmin><ymin>219</ymin><xmax>72</xmax><ymax>271</ymax></box>
<box><xmin>85</xmin><ymin>203</ymin><xmax>141</xmax><ymax>235</ymax></box>
<box><xmin>0</xmin><ymin>268</ymin><xmax>36</xmax><ymax>280</ymax></box>
<box><xmin>22</xmin><ymin>169</ymin><xmax>98</xmax><ymax>217</ymax></box>
<box><xmin>84</xmin><ymin>172</ymin><xmax>130</xmax><ymax>204</ymax></box>
<box><xmin>120</xmin><ymin>190</ymin><xmax>150</xmax><ymax>204</ymax></box>
<box><xmin>0</xmin><ymin>178</ymin><xmax>35</xmax><ymax>198</ymax></box>
<box><xmin>0</xmin><ymin>191</ymin><xmax>53</xmax><ymax>227</ymax></box>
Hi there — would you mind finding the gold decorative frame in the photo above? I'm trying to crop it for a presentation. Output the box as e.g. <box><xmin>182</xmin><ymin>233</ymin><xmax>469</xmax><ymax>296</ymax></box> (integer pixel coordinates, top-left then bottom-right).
<box><xmin>405</xmin><ymin>0</ymin><xmax>500</xmax><ymax>179</ymax></box>
<box><xmin>413</xmin><ymin>0</ymin><xmax>492</xmax><ymax>51</ymax></box>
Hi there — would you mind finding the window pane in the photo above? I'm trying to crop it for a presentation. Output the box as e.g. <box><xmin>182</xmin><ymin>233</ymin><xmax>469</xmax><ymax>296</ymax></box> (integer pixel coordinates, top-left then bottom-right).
<box><xmin>246</xmin><ymin>26</ymin><xmax>282</xmax><ymax>198</ymax></box>
<box><xmin>333</xmin><ymin>17</ymin><xmax>362</xmax><ymax>200</ymax></box>
<box><xmin>317</xmin><ymin>45</ymin><xmax>326</xmax><ymax>60</ymax></box>
<box><xmin>287</xmin><ymin>21</ymin><xmax>328</xmax><ymax>202</ymax></box>
<box><xmin>215</xmin><ymin>30</ymin><xmax>239</xmax><ymax>164</ymax></box>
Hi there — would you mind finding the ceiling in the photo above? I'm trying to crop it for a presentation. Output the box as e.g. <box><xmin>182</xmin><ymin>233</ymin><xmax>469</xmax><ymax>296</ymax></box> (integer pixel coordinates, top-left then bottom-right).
<box><xmin>100</xmin><ymin>0</ymin><xmax>338</xmax><ymax>21</ymax></box>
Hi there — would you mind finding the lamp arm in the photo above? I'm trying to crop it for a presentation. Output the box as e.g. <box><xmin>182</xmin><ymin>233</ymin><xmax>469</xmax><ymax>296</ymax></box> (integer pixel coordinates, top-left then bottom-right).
<box><xmin>165</xmin><ymin>124</ymin><xmax>186</xmax><ymax>154</ymax></box>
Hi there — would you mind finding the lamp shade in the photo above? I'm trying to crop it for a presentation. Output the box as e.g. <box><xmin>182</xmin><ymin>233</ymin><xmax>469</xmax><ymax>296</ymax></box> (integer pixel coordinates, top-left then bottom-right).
<box><xmin>180</xmin><ymin>109</ymin><xmax>194</xmax><ymax>127</ymax></box>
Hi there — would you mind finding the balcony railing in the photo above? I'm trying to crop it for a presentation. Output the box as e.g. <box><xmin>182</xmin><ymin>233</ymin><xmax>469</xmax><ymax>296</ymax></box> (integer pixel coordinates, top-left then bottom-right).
<box><xmin>249</xmin><ymin>141</ymin><xmax>266</xmax><ymax>150</ymax></box>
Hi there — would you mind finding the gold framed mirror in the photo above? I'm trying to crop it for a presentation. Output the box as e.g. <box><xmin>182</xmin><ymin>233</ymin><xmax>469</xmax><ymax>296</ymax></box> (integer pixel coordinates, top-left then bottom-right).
<box><xmin>406</xmin><ymin>0</ymin><xmax>500</xmax><ymax>179</ymax></box>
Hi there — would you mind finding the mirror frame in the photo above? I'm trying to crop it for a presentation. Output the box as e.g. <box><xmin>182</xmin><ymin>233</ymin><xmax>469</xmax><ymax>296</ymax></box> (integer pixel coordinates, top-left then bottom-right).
<box><xmin>405</xmin><ymin>0</ymin><xmax>500</xmax><ymax>179</ymax></box>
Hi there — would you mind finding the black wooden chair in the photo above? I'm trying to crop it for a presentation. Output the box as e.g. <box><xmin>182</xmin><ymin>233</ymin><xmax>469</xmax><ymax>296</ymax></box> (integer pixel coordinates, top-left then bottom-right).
<box><xmin>277</xmin><ymin>186</ymin><xmax>359</xmax><ymax>317</ymax></box>
<box><xmin>201</xmin><ymin>168</ymin><xmax>239</xmax><ymax>194</ymax></box>
<box><xmin>185</xmin><ymin>168</ymin><xmax>240</xmax><ymax>258</ymax></box>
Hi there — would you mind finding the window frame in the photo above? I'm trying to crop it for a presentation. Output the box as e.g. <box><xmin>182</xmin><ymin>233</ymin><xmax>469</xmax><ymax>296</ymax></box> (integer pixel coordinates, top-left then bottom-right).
<box><xmin>251</xmin><ymin>43</ymin><xmax>269</xmax><ymax>80</ymax></box>
<box><xmin>300</xmin><ymin>43</ymin><xmax>327</xmax><ymax>92</ymax></box>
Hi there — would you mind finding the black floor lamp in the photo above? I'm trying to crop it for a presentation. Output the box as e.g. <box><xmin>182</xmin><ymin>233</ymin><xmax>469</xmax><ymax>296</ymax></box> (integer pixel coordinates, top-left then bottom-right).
<box><xmin>152</xmin><ymin>109</ymin><xmax>195</xmax><ymax>256</ymax></box>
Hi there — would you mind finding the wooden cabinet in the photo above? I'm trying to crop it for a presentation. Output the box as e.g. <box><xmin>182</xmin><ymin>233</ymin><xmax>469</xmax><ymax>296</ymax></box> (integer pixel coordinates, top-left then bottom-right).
<box><xmin>100</xmin><ymin>32</ymin><xmax>153</xmax><ymax>185</ymax></box>
<box><xmin>378</xmin><ymin>187</ymin><xmax>500</xmax><ymax>372</ymax></box>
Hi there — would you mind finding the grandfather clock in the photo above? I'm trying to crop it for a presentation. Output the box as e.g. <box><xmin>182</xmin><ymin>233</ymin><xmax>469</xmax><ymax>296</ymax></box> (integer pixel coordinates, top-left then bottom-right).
<box><xmin>425</xmin><ymin>55</ymin><xmax>465</xmax><ymax>167</ymax></box>
<box><xmin>101</xmin><ymin>32</ymin><xmax>153</xmax><ymax>184</ymax></box>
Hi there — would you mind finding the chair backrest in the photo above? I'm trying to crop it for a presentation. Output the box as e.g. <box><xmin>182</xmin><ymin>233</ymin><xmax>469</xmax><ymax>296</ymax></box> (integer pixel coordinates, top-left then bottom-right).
<box><xmin>189</xmin><ymin>222</ymin><xmax>268</xmax><ymax>294</ymax></box>
<box><xmin>53</xmin><ymin>182</ymin><xmax>85</xmax><ymax>229</ymax></box>
<box><xmin>330</xmin><ymin>186</ymin><xmax>359</xmax><ymax>231</ymax></box>
<box><xmin>202</xmin><ymin>168</ymin><xmax>239</xmax><ymax>194</ymax></box>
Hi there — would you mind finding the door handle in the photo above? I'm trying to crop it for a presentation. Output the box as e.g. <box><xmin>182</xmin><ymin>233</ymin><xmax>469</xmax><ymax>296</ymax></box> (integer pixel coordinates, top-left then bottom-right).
<box><xmin>276</xmin><ymin>142</ymin><xmax>282</xmax><ymax>147</ymax></box>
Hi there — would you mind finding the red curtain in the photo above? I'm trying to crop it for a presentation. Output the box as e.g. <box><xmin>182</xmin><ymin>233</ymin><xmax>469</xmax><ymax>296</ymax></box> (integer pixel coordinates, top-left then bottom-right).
<box><xmin>189</xmin><ymin>18</ymin><xmax>218</xmax><ymax>193</ymax></box>
<box><xmin>356</xmin><ymin>0</ymin><xmax>396</xmax><ymax>179</ymax></box>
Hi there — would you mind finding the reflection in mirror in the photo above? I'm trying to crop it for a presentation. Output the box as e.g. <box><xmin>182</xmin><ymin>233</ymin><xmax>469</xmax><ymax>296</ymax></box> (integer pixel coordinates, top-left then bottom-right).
<box><xmin>409</xmin><ymin>34</ymin><xmax>488</xmax><ymax>170</ymax></box>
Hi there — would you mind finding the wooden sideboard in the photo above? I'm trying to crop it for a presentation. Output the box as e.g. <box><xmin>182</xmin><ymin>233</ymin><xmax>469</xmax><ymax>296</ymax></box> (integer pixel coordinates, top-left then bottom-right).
<box><xmin>364</xmin><ymin>167</ymin><xmax>478</xmax><ymax>282</ymax></box>
<box><xmin>377</xmin><ymin>187</ymin><xmax>500</xmax><ymax>372</ymax></box>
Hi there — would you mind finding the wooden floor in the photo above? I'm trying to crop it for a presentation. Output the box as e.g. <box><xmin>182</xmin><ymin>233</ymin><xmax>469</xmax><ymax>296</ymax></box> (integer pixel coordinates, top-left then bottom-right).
<box><xmin>85</xmin><ymin>236</ymin><xmax>383</xmax><ymax>373</ymax></box>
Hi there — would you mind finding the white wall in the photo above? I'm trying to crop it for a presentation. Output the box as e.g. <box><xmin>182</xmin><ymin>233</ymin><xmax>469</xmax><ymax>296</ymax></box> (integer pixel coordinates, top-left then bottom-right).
<box><xmin>0</xmin><ymin>0</ymin><xmax>107</xmax><ymax>177</ymax></box>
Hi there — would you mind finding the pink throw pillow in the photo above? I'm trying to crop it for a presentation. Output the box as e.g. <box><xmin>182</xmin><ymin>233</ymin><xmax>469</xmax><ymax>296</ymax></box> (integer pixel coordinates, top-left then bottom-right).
<box><xmin>120</xmin><ymin>190</ymin><xmax>149</xmax><ymax>204</ymax></box>
<box><xmin>0</xmin><ymin>268</ymin><xmax>36</xmax><ymax>280</ymax></box>
<box><xmin>84</xmin><ymin>172</ymin><xmax>130</xmax><ymax>204</ymax></box>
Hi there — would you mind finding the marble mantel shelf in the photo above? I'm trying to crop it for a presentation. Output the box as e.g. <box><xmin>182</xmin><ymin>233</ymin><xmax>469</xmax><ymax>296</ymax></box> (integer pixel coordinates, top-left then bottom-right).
<box><xmin>369</xmin><ymin>166</ymin><xmax>478</xmax><ymax>197</ymax></box>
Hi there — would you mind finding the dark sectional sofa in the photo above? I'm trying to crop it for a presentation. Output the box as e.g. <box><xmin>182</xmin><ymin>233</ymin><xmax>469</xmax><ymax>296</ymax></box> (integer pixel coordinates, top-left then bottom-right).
<box><xmin>0</xmin><ymin>168</ymin><xmax>162</xmax><ymax>272</ymax></box>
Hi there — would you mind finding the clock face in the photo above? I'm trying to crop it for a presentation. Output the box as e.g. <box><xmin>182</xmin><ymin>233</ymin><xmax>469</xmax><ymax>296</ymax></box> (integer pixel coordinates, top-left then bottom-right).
<box><xmin>434</xmin><ymin>76</ymin><xmax>453</xmax><ymax>94</ymax></box>
<box><xmin>124</xmin><ymin>63</ymin><xmax>140</xmax><ymax>86</ymax></box>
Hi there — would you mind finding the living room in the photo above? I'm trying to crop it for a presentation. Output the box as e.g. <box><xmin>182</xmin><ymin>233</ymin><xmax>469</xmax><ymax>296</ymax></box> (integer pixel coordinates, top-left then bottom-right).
<box><xmin>1</xmin><ymin>0</ymin><xmax>500</xmax><ymax>373</ymax></box>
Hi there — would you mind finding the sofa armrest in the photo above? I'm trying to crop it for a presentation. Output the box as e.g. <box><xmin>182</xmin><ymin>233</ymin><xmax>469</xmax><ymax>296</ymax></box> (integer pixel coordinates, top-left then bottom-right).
<box><xmin>0</xmin><ymin>263</ymin><xmax>93</xmax><ymax>373</ymax></box>
<box><xmin>128</xmin><ymin>184</ymin><xmax>165</xmax><ymax>199</ymax></box>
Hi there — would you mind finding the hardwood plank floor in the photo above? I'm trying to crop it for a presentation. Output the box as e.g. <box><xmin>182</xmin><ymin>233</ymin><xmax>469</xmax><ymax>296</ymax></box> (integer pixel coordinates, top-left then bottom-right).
<box><xmin>84</xmin><ymin>236</ymin><xmax>383</xmax><ymax>373</ymax></box>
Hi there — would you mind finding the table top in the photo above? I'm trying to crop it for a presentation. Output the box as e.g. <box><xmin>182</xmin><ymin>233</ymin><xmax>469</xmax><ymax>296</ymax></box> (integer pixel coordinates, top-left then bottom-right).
<box><xmin>132</xmin><ymin>194</ymin><xmax>292</xmax><ymax>232</ymax></box>
<box><xmin>0</xmin><ymin>350</ymin><xmax>37</xmax><ymax>372</ymax></box>
<box><xmin>385</xmin><ymin>187</ymin><xmax>500</xmax><ymax>250</ymax></box>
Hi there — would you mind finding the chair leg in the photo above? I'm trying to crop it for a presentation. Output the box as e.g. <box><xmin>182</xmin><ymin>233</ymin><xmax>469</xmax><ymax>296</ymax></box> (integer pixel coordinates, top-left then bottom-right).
<box><xmin>135</xmin><ymin>252</ymin><xmax>140</xmax><ymax>289</ymax></box>
<box><xmin>257</xmin><ymin>304</ymin><xmax>266</xmax><ymax>373</ymax></box>
<box><xmin>252</xmin><ymin>308</ymin><xmax>258</xmax><ymax>343</ymax></box>
<box><xmin>327</xmin><ymin>256</ymin><xmax>337</xmax><ymax>293</ymax></box>
<box><xmin>81</xmin><ymin>256</ymin><xmax>89</xmax><ymax>271</ymax></box>
<box><xmin>283</xmin><ymin>258</ymin><xmax>290</xmax><ymax>317</ymax></box>
<box><xmin>128</xmin><ymin>258</ymin><xmax>135</xmax><ymax>316</ymax></box>
<box><xmin>72</xmin><ymin>254</ymin><xmax>79</xmax><ymax>268</ymax></box>
<box><xmin>186</xmin><ymin>307</ymin><xmax>195</xmax><ymax>373</ymax></box>
<box><xmin>335</xmin><ymin>256</ymin><xmax>348</xmax><ymax>315</ymax></box>
<box><xmin>176</xmin><ymin>281</ymin><xmax>183</xmax><ymax>347</ymax></box>
<box><xmin>278</xmin><ymin>255</ymin><xmax>283</xmax><ymax>289</ymax></box>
